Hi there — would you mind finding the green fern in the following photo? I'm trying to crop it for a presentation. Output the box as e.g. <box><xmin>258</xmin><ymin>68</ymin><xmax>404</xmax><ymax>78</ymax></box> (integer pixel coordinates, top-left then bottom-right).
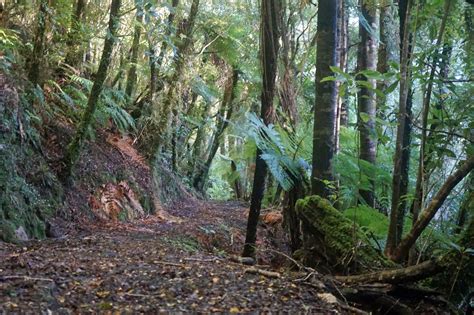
<box><xmin>245</xmin><ymin>113</ymin><xmax>309</xmax><ymax>191</ymax></box>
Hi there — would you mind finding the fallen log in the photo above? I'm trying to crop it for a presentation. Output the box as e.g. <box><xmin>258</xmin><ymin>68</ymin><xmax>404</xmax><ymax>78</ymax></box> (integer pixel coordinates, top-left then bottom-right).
<box><xmin>335</xmin><ymin>258</ymin><xmax>443</xmax><ymax>285</ymax></box>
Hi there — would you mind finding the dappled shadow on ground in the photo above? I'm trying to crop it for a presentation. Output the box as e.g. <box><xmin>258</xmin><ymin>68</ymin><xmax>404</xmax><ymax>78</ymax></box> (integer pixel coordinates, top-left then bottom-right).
<box><xmin>0</xmin><ymin>201</ymin><xmax>340</xmax><ymax>313</ymax></box>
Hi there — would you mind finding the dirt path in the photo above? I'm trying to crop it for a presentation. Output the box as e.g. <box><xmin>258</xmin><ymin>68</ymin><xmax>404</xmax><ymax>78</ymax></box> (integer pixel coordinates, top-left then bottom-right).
<box><xmin>0</xmin><ymin>201</ymin><xmax>341</xmax><ymax>313</ymax></box>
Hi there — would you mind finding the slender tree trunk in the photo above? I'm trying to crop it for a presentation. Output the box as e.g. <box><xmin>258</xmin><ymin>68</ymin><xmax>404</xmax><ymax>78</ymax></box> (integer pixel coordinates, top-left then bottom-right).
<box><xmin>385</xmin><ymin>0</ymin><xmax>413</xmax><ymax>256</ymax></box>
<box><xmin>339</xmin><ymin>0</ymin><xmax>349</xmax><ymax>127</ymax></box>
<box><xmin>193</xmin><ymin>68</ymin><xmax>239</xmax><ymax>192</ymax></box>
<box><xmin>189</xmin><ymin>100</ymin><xmax>212</xmax><ymax>177</ymax></box>
<box><xmin>243</xmin><ymin>0</ymin><xmax>281</xmax><ymax>258</ymax></box>
<box><xmin>231</xmin><ymin>160</ymin><xmax>242</xmax><ymax>199</ymax></box>
<box><xmin>377</xmin><ymin>0</ymin><xmax>398</xmax><ymax>130</ymax></box>
<box><xmin>65</xmin><ymin>0</ymin><xmax>86</xmax><ymax>69</ymax></box>
<box><xmin>150</xmin><ymin>0</ymin><xmax>199</xmax><ymax>161</ymax></box>
<box><xmin>148</xmin><ymin>0</ymin><xmax>179</xmax><ymax>105</ymax></box>
<box><xmin>125</xmin><ymin>2</ymin><xmax>143</xmax><ymax>99</ymax></box>
<box><xmin>410</xmin><ymin>0</ymin><xmax>452</xmax><ymax>253</ymax></box>
<box><xmin>62</xmin><ymin>0</ymin><xmax>122</xmax><ymax>180</ymax></box>
<box><xmin>279</xmin><ymin>0</ymin><xmax>298</xmax><ymax>126</ymax></box>
<box><xmin>357</xmin><ymin>0</ymin><xmax>379</xmax><ymax>207</ymax></box>
<box><xmin>389</xmin><ymin>155</ymin><xmax>474</xmax><ymax>262</ymax></box>
<box><xmin>28</xmin><ymin>0</ymin><xmax>48</xmax><ymax>85</ymax></box>
<box><xmin>311</xmin><ymin>0</ymin><xmax>339</xmax><ymax>198</ymax></box>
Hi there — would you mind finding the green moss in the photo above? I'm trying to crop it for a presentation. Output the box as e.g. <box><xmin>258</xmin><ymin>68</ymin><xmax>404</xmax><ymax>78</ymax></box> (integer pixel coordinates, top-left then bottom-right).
<box><xmin>296</xmin><ymin>195</ymin><xmax>394</xmax><ymax>273</ymax></box>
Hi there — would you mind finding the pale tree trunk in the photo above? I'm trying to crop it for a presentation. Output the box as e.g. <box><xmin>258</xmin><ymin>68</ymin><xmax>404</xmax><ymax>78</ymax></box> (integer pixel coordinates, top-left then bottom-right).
<box><xmin>357</xmin><ymin>0</ymin><xmax>379</xmax><ymax>207</ymax></box>
<box><xmin>377</xmin><ymin>0</ymin><xmax>398</xmax><ymax>130</ymax></box>
<box><xmin>311</xmin><ymin>0</ymin><xmax>339</xmax><ymax>198</ymax></box>
<box><xmin>243</xmin><ymin>0</ymin><xmax>281</xmax><ymax>258</ymax></box>
<box><xmin>62</xmin><ymin>0</ymin><xmax>122</xmax><ymax>180</ymax></box>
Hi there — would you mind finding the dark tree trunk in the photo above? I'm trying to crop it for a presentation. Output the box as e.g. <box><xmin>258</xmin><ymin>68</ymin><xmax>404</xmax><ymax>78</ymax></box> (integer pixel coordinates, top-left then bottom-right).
<box><xmin>390</xmin><ymin>155</ymin><xmax>474</xmax><ymax>262</ymax></box>
<box><xmin>231</xmin><ymin>160</ymin><xmax>242</xmax><ymax>199</ymax></box>
<box><xmin>410</xmin><ymin>1</ymin><xmax>453</xmax><ymax>256</ymax></box>
<box><xmin>193</xmin><ymin>68</ymin><xmax>239</xmax><ymax>192</ymax></box>
<box><xmin>243</xmin><ymin>0</ymin><xmax>281</xmax><ymax>258</ymax></box>
<box><xmin>311</xmin><ymin>0</ymin><xmax>339</xmax><ymax>198</ymax></box>
<box><xmin>28</xmin><ymin>0</ymin><xmax>48</xmax><ymax>85</ymax></box>
<box><xmin>125</xmin><ymin>2</ymin><xmax>143</xmax><ymax>99</ymax></box>
<box><xmin>62</xmin><ymin>0</ymin><xmax>122</xmax><ymax>180</ymax></box>
<box><xmin>65</xmin><ymin>0</ymin><xmax>86</xmax><ymax>69</ymax></box>
<box><xmin>385</xmin><ymin>0</ymin><xmax>413</xmax><ymax>256</ymax></box>
<box><xmin>357</xmin><ymin>0</ymin><xmax>378</xmax><ymax>207</ymax></box>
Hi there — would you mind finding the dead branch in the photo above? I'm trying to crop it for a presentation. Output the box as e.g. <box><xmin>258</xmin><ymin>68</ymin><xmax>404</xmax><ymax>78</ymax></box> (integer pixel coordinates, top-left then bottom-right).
<box><xmin>244</xmin><ymin>267</ymin><xmax>281</xmax><ymax>278</ymax></box>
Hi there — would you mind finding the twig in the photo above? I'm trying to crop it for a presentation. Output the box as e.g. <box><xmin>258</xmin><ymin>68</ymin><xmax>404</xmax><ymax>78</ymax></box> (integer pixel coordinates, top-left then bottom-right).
<box><xmin>152</xmin><ymin>260</ymin><xmax>185</xmax><ymax>267</ymax></box>
<box><xmin>1</xmin><ymin>275</ymin><xmax>54</xmax><ymax>282</ymax></box>
<box><xmin>244</xmin><ymin>267</ymin><xmax>280</xmax><ymax>278</ymax></box>
<box><xmin>184</xmin><ymin>257</ymin><xmax>223</xmax><ymax>262</ymax></box>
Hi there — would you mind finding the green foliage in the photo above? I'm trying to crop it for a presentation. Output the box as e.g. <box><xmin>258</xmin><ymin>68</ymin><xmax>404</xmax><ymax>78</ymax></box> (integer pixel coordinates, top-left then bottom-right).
<box><xmin>245</xmin><ymin>112</ymin><xmax>310</xmax><ymax>191</ymax></box>
<box><xmin>0</xmin><ymin>83</ymin><xmax>62</xmax><ymax>242</ymax></box>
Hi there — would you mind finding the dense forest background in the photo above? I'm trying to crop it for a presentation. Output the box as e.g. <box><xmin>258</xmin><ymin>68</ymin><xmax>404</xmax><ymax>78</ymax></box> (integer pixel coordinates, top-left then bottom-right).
<box><xmin>0</xmin><ymin>0</ymin><xmax>473</xmax><ymax>312</ymax></box>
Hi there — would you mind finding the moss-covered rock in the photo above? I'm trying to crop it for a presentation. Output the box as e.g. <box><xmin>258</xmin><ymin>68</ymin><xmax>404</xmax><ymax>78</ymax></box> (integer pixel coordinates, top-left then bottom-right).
<box><xmin>295</xmin><ymin>195</ymin><xmax>394</xmax><ymax>274</ymax></box>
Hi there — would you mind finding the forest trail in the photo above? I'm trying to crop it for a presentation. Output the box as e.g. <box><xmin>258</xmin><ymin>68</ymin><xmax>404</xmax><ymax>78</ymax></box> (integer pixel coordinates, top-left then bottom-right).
<box><xmin>0</xmin><ymin>200</ymin><xmax>340</xmax><ymax>313</ymax></box>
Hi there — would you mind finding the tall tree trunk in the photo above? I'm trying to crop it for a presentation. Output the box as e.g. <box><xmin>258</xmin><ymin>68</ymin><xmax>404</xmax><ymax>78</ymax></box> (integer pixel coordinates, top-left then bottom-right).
<box><xmin>193</xmin><ymin>68</ymin><xmax>239</xmax><ymax>192</ymax></box>
<box><xmin>410</xmin><ymin>0</ymin><xmax>453</xmax><ymax>257</ymax></box>
<box><xmin>339</xmin><ymin>0</ymin><xmax>349</xmax><ymax>127</ymax></box>
<box><xmin>385</xmin><ymin>0</ymin><xmax>413</xmax><ymax>256</ymax></box>
<box><xmin>65</xmin><ymin>0</ymin><xmax>86</xmax><ymax>69</ymax></box>
<box><xmin>243</xmin><ymin>0</ymin><xmax>281</xmax><ymax>258</ymax></box>
<box><xmin>377</xmin><ymin>0</ymin><xmax>398</xmax><ymax>130</ymax></box>
<box><xmin>28</xmin><ymin>0</ymin><xmax>48</xmax><ymax>85</ymax></box>
<box><xmin>357</xmin><ymin>0</ymin><xmax>379</xmax><ymax>207</ymax></box>
<box><xmin>150</xmin><ymin>0</ymin><xmax>199</xmax><ymax>162</ymax></box>
<box><xmin>279</xmin><ymin>0</ymin><xmax>298</xmax><ymax>126</ymax></box>
<box><xmin>125</xmin><ymin>2</ymin><xmax>143</xmax><ymax>100</ymax></box>
<box><xmin>311</xmin><ymin>0</ymin><xmax>339</xmax><ymax>198</ymax></box>
<box><xmin>62</xmin><ymin>0</ymin><xmax>122</xmax><ymax>180</ymax></box>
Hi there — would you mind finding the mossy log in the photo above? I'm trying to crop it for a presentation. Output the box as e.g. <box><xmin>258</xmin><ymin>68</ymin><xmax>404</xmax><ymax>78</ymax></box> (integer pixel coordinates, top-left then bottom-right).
<box><xmin>295</xmin><ymin>195</ymin><xmax>394</xmax><ymax>273</ymax></box>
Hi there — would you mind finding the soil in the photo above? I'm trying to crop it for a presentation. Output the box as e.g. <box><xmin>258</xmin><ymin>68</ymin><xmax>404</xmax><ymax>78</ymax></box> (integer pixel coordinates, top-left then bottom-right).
<box><xmin>0</xmin><ymin>200</ymin><xmax>342</xmax><ymax>313</ymax></box>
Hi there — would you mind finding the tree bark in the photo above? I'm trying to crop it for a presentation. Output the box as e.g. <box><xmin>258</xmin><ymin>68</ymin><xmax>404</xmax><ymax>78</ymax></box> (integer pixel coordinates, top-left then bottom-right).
<box><xmin>357</xmin><ymin>0</ymin><xmax>379</xmax><ymax>207</ymax></box>
<box><xmin>311</xmin><ymin>0</ymin><xmax>339</xmax><ymax>198</ymax></box>
<box><xmin>243</xmin><ymin>0</ymin><xmax>281</xmax><ymax>258</ymax></box>
<box><xmin>62</xmin><ymin>0</ymin><xmax>122</xmax><ymax>180</ymax></box>
<box><xmin>390</xmin><ymin>155</ymin><xmax>474</xmax><ymax>262</ymax></box>
<box><xmin>28</xmin><ymin>0</ymin><xmax>48</xmax><ymax>85</ymax></box>
<box><xmin>125</xmin><ymin>2</ymin><xmax>143</xmax><ymax>99</ymax></box>
<box><xmin>385</xmin><ymin>0</ymin><xmax>413</xmax><ymax>256</ymax></box>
